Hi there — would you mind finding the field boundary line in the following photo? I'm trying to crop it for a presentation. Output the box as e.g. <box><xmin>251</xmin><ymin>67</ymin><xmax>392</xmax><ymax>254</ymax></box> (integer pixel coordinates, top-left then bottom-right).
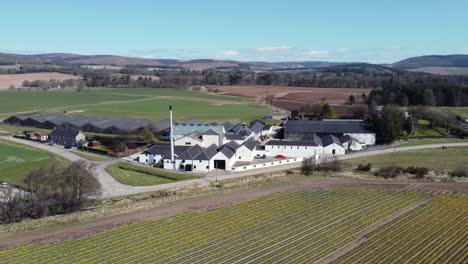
<box><xmin>316</xmin><ymin>195</ymin><xmax>435</xmax><ymax>264</ymax></box>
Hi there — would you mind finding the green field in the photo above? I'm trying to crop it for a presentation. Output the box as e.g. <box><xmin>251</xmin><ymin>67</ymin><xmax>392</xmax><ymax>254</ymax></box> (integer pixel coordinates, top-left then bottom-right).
<box><xmin>405</xmin><ymin>125</ymin><xmax>443</xmax><ymax>138</ymax></box>
<box><xmin>348</xmin><ymin>146</ymin><xmax>468</xmax><ymax>170</ymax></box>
<box><xmin>0</xmin><ymin>88</ymin><xmax>271</xmax><ymax>122</ymax></box>
<box><xmin>106</xmin><ymin>162</ymin><xmax>198</xmax><ymax>186</ymax></box>
<box><xmin>0</xmin><ymin>140</ymin><xmax>67</xmax><ymax>185</ymax></box>
<box><xmin>0</xmin><ymin>189</ymin><xmax>437</xmax><ymax>263</ymax></box>
<box><xmin>432</xmin><ymin>106</ymin><xmax>468</xmax><ymax>118</ymax></box>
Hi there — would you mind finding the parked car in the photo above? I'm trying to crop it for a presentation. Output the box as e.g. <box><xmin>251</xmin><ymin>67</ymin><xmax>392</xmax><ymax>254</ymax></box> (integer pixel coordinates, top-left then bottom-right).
<box><xmin>275</xmin><ymin>154</ymin><xmax>286</xmax><ymax>159</ymax></box>
<box><xmin>48</xmin><ymin>141</ymin><xmax>56</xmax><ymax>146</ymax></box>
<box><xmin>0</xmin><ymin>182</ymin><xmax>9</xmax><ymax>189</ymax></box>
<box><xmin>64</xmin><ymin>145</ymin><xmax>72</xmax><ymax>149</ymax></box>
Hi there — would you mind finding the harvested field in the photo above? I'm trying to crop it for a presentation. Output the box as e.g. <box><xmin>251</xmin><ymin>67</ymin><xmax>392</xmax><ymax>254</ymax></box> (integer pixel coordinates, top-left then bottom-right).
<box><xmin>0</xmin><ymin>73</ymin><xmax>79</xmax><ymax>88</ymax></box>
<box><xmin>209</xmin><ymin>85</ymin><xmax>371</xmax><ymax>111</ymax></box>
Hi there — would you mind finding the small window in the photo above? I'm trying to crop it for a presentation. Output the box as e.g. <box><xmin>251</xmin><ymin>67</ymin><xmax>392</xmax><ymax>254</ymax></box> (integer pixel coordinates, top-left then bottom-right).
<box><xmin>194</xmin><ymin>166</ymin><xmax>196</xmax><ymax>169</ymax></box>
<box><xmin>297</xmin><ymin>147</ymin><xmax>299</xmax><ymax>149</ymax></box>
<box><xmin>243</xmin><ymin>167</ymin><xmax>247</xmax><ymax>169</ymax></box>
<box><xmin>185</xmin><ymin>142</ymin><xmax>191</xmax><ymax>145</ymax></box>
<box><xmin>199</xmin><ymin>160</ymin><xmax>202</xmax><ymax>163</ymax></box>
<box><xmin>206</xmin><ymin>166</ymin><xmax>209</xmax><ymax>169</ymax></box>
<box><xmin>182</xmin><ymin>160</ymin><xmax>185</xmax><ymax>163</ymax></box>
<box><xmin>239</xmin><ymin>156</ymin><xmax>242</xmax><ymax>159</ymax></box>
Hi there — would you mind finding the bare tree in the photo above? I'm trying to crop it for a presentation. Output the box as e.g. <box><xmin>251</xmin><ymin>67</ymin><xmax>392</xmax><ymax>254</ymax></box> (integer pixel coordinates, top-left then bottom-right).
<box><xmin>63</xmin><ymin>161</ymin><xmax>99</xmax><ymax>212</ymax></box>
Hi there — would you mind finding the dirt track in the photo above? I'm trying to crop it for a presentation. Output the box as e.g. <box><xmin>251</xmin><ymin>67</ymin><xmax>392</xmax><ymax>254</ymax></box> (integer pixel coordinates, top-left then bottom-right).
<box><xmin>1</xmin><ymin>177</ymin><xmax>466</xmax><ymax>251</ymax></box>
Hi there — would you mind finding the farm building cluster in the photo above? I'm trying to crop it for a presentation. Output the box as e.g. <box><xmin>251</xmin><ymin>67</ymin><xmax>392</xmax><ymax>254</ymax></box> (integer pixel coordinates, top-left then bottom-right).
<box><xmin>137</xmin><ymin>118</ymin><xmax>376</xmax><ymax>173</ymax></box>
<box><xmin>3</xmin><ymin>113</ymin><xmax>170</xmax><ymax>135</ymax></box>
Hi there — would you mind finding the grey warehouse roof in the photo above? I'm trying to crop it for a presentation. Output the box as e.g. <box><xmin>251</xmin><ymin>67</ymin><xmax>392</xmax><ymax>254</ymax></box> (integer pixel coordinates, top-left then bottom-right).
<box><xmin>284</xmin><ymin>120</ymin><xmax>374</xmax><ymax>134</ymax></box>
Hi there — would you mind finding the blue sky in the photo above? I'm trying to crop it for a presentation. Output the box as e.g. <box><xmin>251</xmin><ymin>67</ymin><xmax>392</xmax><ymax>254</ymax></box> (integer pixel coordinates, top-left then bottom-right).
<box><xmin>1</xmin><ymin>0</ymin><xmax>467</xmax><ymax>63</ymax></box>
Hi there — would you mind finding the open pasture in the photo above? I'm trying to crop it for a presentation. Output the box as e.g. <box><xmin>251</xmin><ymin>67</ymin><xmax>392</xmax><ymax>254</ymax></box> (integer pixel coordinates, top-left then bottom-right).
<box><xmin>0</xmin><ymin>188</ymin><xmax>437</xmax><ymax>263</ymax></box>
<box><xmin>0</xmin><ymin>140</ymin><xmax>66</xmax><ymax>185</ymax></box>
<box><xmin>0</xmin><ymin>88</ymin><xmax>271</xmax><ymax>122</ymax></box>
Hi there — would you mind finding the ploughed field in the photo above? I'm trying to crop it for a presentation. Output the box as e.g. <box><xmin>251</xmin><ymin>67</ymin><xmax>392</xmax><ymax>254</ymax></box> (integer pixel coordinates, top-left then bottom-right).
<box><xmin>0</xmin><ymin>88</ymin><xmax>271</xmax><ymax>122</ymax></box>
<box><xmin>2</xmin><ymin>188</ymin><xmax>466</xmax><ymax>263</ymax></box>
<box><xmin>209</xmin><ymin>85</ymin><xmax>371</xmax><ymax>112</ymax></box>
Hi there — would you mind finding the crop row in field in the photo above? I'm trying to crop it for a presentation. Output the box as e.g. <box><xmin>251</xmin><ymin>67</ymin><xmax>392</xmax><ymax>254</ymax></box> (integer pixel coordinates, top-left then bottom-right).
<box><xmin>336</xmin><ymin>193</ymin><xmax>468</xmax><ymax>264</ymax></box>
<box><xmin>0</xmin><ymin>189</ymin><xmax>427</xmax><ymax>263</ymax></box>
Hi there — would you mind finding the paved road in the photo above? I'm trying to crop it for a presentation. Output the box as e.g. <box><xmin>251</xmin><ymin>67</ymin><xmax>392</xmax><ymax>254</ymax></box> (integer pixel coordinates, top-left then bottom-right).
<box><xmin>3</xmin><ymin>136</ymin><xmax>468</xmax><ymax>199</ymax></box>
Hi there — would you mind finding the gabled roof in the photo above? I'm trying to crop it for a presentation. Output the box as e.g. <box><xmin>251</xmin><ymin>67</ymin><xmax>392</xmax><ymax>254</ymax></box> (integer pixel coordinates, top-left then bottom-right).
<box><xmin>223</xmin><ymin>122</ymin><xmax>235</xmax><ymax>131</ymax></box>
<box><xmin>284</xmin><ymin>120</ymin><xmax>374</xmax><ymax>134</ymax></box>
<box><xmin>225</xmin><ymin>140</ymin><xmax>241</xmax><ymax>151</ymax></box>
<box><xmin>178</xmin><ymin>145</ymin><xmax>204</xmax><ymax>160</ymax></box>
<box><xmin>241</xmin><ymin>139</ymin><xmax>257</xmax><ymax>151</ymax></box>
<box><xmin>217</xmin><ymin>144</ymin><xmax>236</xmax><ymax>158</ymax></box>
<box><xmin>50</xmin><ymin>123</ymin><xmax>81</xmax><ymax>138</ymax></box>
<box><xmin>193</xmin><ymin>144</ymin><xmax>218</xmax><ymax>161</ymax></box>
<box><xmin>202</xmin><ymin>129</ymin><xmax>221</xmax><ymax>136</ymax></box>
<box><xmin>225</xmin><ymin>134</ymin><xmax>245</xmax><ymax>141</ymax></box>
<box><xmin>249</xmin><ymin>121</ymin><xmax>265</xmax><ymax>134</ymax></box>
<box><xmin>320</xmin><ymin>134</ymin><xmax>342</xmax><ymax>147</ymax></box>
<box><xmin>144</xmin><ymin>144</ymin><xmax>189</xmax><ymax>157</ymax></box>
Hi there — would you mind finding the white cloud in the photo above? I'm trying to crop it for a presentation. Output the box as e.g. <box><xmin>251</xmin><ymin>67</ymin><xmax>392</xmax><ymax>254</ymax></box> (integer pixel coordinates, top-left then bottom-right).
<box><xmin>303</xmin><ymin>50</ymin><xmax>329</xmax><ymax>58</ymax></box>
<box><xmin>255</xmin><ymin>46</ymin><xmax>291</xmax><ymax>52</ymax></box>
<box><xmin>216</xmin><ymin>50</ymin><xmax>241</xmax><ymax>58</ymax></box>
<box><xmin>337</xmin><ymin>48</ymin><xmax>351</xmax><ymax>53</ymax></box>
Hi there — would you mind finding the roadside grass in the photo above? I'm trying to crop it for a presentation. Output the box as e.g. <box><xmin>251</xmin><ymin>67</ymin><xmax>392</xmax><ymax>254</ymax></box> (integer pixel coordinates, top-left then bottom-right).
<box><xmin>106</xmin><ymin>162</ymin><xmax>199</xmax><ymax>186</ymax></box>
<box><xmin>0</xmin><ymin>139</ymin><xmax>69</xmax><ymax>185</ymax></box>
<box><xmin>398</xmin><ymin>138</ymin><xmax>468</xmax><ymax>147</ymax></box>
<box><xmin>71</xmin><ymin>151</ymin><xmax>109</xmax><ymax>162</ymax></box>
<box><xmin>347</xmin><ymin>146</ymin><xmax>468</xmax><ymax>170</ymax></box>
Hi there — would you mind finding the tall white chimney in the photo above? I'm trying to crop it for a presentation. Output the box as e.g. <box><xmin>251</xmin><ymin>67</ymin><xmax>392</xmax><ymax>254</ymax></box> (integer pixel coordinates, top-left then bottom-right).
<box><xmin>169</xmin><ymin>105</ymin><xmax>175</xmax><ymax>169</ymax></box>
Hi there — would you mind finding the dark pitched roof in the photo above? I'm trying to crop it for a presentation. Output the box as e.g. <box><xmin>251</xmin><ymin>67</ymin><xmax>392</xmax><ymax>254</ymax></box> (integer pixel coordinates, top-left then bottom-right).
<box><xmin>144</xmin><ymin>144</ymin><xmax>190</xmax><ymax>157</ymax></box>
<box><xmin>50</xmin><ymin>124</ymin><xmax>81</xmax><ymax>138</ymax></box>
<box><xmin>178</xmin><ymin>145</ymin><xmax>204</xmax><ymax>160</ymax></box>
<box><xmin>265</xmin><ymin>140</ymin><xmax>319</xmax><ymax>147</ymax></box>
<box><xmin>241</xmin><ymin>139</ymin><xmax>257</xmax><ymax>151</ymax></box>
<box><xmin>225</xmin><ymin>134</ymin><xmax>245</xmax><ymax>141</ymax></box>
<box><xmin>284</xmin><ymin>120</ymin><xmax>373</xmax><ymax>134</ymax></box>
<box><xmin>225</xmin><ymin>140</ymin><xmax>241</xmax><ymax>151</ymax></box>
<box><xmin>217</xmin><ymin>144</ymin><xmax>236</xmax><ymax>158</ymax></box>
<box><xmin>320</xmin><ymin>134</ymin><xmax>342</xmax><ymax>147</ymax></box>
<box><xmin>194</xmin><ymin>144</ymin><xmax>218</xmax><ymax>161</ymax></box>
<box><xmin>202</xmin><ymin>129</ymin><xmax>221</xmax><ymax>136</ymax></box>
<box><xmin>223</xmin><ymin>122</ymin><xmax>235</xmax><ymax>131</ymax></box>
<box><xmin>249</xmin><ymin>122</ymin><xmax>264</xmax><ymax>134</ymax></box>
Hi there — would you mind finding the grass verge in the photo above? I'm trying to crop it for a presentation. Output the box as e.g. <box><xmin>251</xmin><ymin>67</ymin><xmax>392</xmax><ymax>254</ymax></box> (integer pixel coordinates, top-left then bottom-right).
<box><xmin>106</xmin><ymin>162</ymin><xmax>199</xmax><ymax>186</ymax></box>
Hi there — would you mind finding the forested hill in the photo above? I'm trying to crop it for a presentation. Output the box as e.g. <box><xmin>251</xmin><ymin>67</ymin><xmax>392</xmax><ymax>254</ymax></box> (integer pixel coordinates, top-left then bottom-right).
<box><xmin>393</xmin><ymin>55</ymin><xmax>468</xmax><ymax>69</ymax></box>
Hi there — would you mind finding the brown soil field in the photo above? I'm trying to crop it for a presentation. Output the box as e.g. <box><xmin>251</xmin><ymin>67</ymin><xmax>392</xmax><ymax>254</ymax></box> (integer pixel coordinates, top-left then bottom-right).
<box><xmin>0</xmin><ymin>73</ymin><xmax>80</xmax><ymax>89</ymax></box>
<box><xmin>209</xmin><ymin>85</ymin><xmax>371</xmax><ymax>111</ymax></box>
<box><xmin>1</xmin><ymin>177</ymin><xmax>466</xmax><ymax>251</ymax></box>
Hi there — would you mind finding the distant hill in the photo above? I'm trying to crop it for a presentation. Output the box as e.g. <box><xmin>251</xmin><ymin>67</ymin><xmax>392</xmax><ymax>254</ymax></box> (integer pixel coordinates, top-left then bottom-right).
<box><xmin>0</xmin><ymin>52</ymin><xmax>347</xmax><ymax>71</ymax></box>
<box><xmin>393</xmin><ymin>55</ymin><xmax>468</xmax><ymax>68</ymax></box>
<box><xmin>2</xmin><ymin>52</ymin><xmax>468</xmax><ymax>74</ymax></box>
<box><xmin>319</xmin><ymin>63</ymin><xmax>409</xmax><ymax>75</ymax></box>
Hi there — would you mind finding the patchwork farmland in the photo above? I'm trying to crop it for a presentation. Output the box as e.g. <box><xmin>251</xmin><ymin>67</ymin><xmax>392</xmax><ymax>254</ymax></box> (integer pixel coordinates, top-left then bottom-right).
<box><xmin>2</xmin><ymin>188</ymin><xmax>466</xmax><ymax>263</ymax></box>
<box><xmin>0</xmin><ymin>88</ymin><xmax>271</xmax><ymax>123</ymax></box>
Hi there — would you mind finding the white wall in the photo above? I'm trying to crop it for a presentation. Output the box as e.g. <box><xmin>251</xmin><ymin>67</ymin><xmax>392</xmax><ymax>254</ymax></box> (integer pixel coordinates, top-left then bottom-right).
<box><xmin>174</xmin><ymin>136</ymin><xmax>202</xmax><ymax>147</ymax></box>
<box><xmin>212</xmin><ymin>152</ymin><xmax>234</xmax><ymax>170</ymax></box>
<box><xmin>345</xmin><ymin>133</ymin><xmax>376</xmax><ymax>146</ymax></box>
<box><xmin>138</xmin><ymin>153</ymin><xmax>164</xmax><ymax>164</ymax></box>
<box><xmin>323</xmin><ymin>143</ymin><xmax>346</xmax><ymax>156</ymax></box>
<box><xmin>192</xmin><ymin>160</ymin><xmax>211</xmax><ymax>172</ymax></box>
<box><xmin>202</xmin><ymin>134</ymin><xmax>220</xmax><ymax>147</ymax></box>
<box><xmin>265</xmin><ymin>144</ymin><xmax>320</xmax><ymax>158</ymax></box>
<box><xmin>235</xmin><ymin>145</ymin><xmax>255</xmax><ymax>162</ymax></box>
<box><xmin>232</xmin><ymin>157</ymin><xmax>303</xmax><ymax>171</ymax></box>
